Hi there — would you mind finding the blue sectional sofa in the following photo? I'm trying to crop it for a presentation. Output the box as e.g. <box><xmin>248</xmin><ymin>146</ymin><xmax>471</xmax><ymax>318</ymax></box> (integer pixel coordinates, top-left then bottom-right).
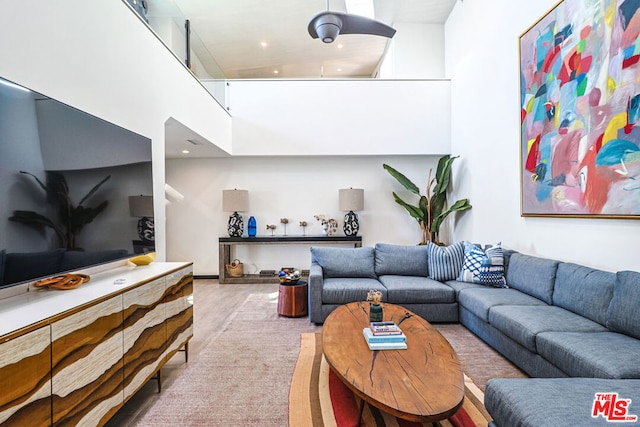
<box><xmin>308</xmin><ymin>243</ymin><xmax>640</xmax><ymax>426</ymax></box>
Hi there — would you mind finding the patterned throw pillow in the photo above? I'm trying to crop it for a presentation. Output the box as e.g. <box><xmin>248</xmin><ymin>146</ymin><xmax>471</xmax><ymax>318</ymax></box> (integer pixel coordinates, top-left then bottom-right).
<box><xmin>426</xmin><ymin>241</ymin><xmax>465</xmax><ymax>281</ymax></box>
<box><xmin>458</xmin><ymin>242</ymin><xmax>507</xmax><ymax>287</ymax></box>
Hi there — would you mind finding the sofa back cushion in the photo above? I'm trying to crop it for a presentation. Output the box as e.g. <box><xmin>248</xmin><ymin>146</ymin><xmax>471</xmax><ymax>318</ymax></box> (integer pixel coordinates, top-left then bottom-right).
<box><xmin>3</xmin><ymin>249</ymin><xmax>65</xmax><ymax>285</ymax></box>
<box><xmin>606</xmin><ymin>270</ymin><xmax>640</xmax><ymax>339</ymax></box>
<box><xmin>374</xmin><ymin>243</ymin><xmax>429</xmax><ymax>277</ymax></box>
<box><xmin>59</xmin><ymin>249</ymin><xmax>129</xmax><ymax>272</ymax></box>
<box><xmin>506</xmin><ymin>253</ymin><xmax>559</xmax><ymax>304</ymax></box>
<box><xmin>552</xmin><ymin>262</ymin><xmax>615</xmax><ymax>325</ymax></box>
<box><xmin>310</xmin><ymin>246</ymin><xmax>377</xmax><ymax>279</ymax></box>
<box><xmin>0</xmin><ymin>249</ymin><xmax>5</xmax><ymax>285</ymax></box>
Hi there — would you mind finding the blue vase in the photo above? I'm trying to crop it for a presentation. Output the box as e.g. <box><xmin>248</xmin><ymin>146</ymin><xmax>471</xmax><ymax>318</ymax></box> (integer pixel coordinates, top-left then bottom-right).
<box><xmin>248</xmin><ymin>216</ymin><xmax>257</xmax><ymax>237</ymax></box>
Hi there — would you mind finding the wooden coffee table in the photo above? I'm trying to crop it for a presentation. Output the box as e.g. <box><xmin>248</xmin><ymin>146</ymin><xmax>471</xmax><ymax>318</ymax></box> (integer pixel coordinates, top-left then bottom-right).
<box><xmin>322</xmin><ymin>301</ymin><xmax>464</xmax><ymax>423</ymax></box>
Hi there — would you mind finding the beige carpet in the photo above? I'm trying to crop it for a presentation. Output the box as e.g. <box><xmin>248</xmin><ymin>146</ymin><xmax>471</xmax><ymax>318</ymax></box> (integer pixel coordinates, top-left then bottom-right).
<box><xmin>134</xmin><ymin>294</ymin><xmax>525</xmax><ymax>425</ymax></box>
<box><xmin>135</xmin><ymin>292</ymin><xmax>321</xmax><ymax>426</ymax></box>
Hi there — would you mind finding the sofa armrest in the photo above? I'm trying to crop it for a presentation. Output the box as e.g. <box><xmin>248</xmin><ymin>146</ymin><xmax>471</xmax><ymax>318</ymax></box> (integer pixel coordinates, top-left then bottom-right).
<box><xmin>308</xmin><ymin>262</ymin><xmax>324</xmax><ymax>324</ymax></box>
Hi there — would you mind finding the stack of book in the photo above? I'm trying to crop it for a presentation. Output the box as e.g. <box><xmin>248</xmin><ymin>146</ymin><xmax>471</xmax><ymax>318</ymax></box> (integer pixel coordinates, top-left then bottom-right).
<box><xmin>362</xmin><ymin>321</ymin><xmax>407</xmax><ymax>350</ymax></box>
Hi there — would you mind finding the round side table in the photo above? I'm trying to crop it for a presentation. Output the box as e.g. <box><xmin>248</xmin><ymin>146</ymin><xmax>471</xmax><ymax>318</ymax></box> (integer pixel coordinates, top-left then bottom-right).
<box><xmin>277</xmin><ymin>280</ymin><xmax>308</xmax><ymax>317</ymax></box>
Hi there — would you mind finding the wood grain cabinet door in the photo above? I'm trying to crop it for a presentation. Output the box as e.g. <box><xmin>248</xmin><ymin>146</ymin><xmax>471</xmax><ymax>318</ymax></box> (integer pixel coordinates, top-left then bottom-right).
<box><xmin>164</xmin><ymin>266</ymin><xmax>194</xmax><ymax>361</ymax></box>
<box><xmin>0</xmin><ymin>326</ymin><xmax>52</xmax><ymax>426</ymax></box>
<box><xmin>122</xmin><ymin>277</ymin><xmax>167</xmax><ymax>400</ymax></box>
<box><xmin>51</xmin><ymin>296</ymin><xmax>124</xmax><ymax>427</ymax></box>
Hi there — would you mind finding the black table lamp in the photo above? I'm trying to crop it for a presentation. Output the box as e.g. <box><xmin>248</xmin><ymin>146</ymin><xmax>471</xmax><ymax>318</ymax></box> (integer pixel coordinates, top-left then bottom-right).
<box><xmin>129</xmin><ymin>195</ymin><xmax>154</xmax><ymax>242</ymax></box>
<box><xmin>339</xmin><ymin>188</ymin><xmax>364</xmax><ymax>236</ymax></box>
<box><xmin>222</xmin><ymin>189</ymin><xmax>249</xmax><ymax>237</ymax></box>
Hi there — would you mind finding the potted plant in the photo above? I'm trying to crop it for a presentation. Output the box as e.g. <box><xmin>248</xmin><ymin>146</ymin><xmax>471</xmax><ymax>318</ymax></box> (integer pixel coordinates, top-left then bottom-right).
<box><xmin>383</xmin><ymin>155</ymin><xmax>471</xmax><ymax>245</ymax></box>
<box><xmin>9</xmin><ymin>171</ymin><xmax>111</xmax><ymax>250</ymax></box>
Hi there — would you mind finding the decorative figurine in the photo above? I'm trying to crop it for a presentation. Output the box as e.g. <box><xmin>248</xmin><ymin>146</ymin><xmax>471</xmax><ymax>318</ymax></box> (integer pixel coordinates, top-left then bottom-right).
<box><xmin>314</xmin><ymin>214</ymin><xmax>338</xmax><ymax>236</ymax></box>
<box><xmin>266</xmin><ymin>224</ymin><xmax>277</xmax><ymax>236</ymax></box>
<box><xmin>299</xmin><ymin>220</ymin><xmax>308</xmax><ymax>236</ymax></box>
<box><xmin>367</xmin><ymin>289</ymin><xmax>383</xmax><ymax>322</ymax></box>
<box><xmin>280</xmin><ymin>218</ymin><xmax>289</xmax><ymax>235</ymax></box>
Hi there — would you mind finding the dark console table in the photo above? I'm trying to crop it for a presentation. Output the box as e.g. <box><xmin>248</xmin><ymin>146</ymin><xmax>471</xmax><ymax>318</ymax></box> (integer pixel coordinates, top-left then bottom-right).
<box><xmin>218</xmin><ymin>236</ymin><xmax>362</xmax><ymax>284</ymax></box>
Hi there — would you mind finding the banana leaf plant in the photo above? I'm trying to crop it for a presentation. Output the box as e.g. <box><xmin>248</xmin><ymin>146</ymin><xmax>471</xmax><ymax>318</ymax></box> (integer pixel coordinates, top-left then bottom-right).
<box><xmin>383</xmin><ymin>155</ymin><xmax>472</xmax><ymax>245</ymax></box>
<box><xmin>9</xmin><ymin>171</ymin><xmax>110</xmax><ymax>250</ymax></box>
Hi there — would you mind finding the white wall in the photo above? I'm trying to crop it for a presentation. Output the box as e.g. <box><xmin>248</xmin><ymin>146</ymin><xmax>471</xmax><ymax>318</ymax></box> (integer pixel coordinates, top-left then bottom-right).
<box><xmin>379</xmin><ymin>23</ymin><xmax>445</xmax><ymax>79</ymax></box>
<box><xmin>0</xmin><ymin>0</ymin><xmax>232</xmax><ymax>261</ymax></box>
<box><xmin>227</xmin><ymin>79</ymin><xmax>451</xmax><ymax>156</ymax></box>
<box><xmin>445</xmin><ymin>1</ymin><xmax>639</xmax><ymax>272</ymax></box>
<box><xmin>166</xmin><ymin>156</ymin><xmax>444</xmax><ymax>275</ymax></box>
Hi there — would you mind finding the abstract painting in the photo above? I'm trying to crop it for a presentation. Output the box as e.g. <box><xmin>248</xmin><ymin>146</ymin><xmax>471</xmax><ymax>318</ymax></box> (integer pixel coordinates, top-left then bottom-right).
<box><xmin>520</xmin><ymin>0</ymin><xmax>640</xmax><ymax>217</ymax></box>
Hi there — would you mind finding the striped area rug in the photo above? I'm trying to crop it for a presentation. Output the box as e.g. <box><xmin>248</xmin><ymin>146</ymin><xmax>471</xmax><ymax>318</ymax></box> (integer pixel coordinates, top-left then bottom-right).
<box><xmin>289</xmin><ymin>333</ymin><xmax>492</xmax><ymax>427</ymax></box>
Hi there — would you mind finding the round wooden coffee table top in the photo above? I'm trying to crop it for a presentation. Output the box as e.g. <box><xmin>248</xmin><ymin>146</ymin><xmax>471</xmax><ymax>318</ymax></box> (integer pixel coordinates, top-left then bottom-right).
<box><xmin>322</xmin><ymin>301</ymin><xmax>464</xmax><ymax>423</ymax></box>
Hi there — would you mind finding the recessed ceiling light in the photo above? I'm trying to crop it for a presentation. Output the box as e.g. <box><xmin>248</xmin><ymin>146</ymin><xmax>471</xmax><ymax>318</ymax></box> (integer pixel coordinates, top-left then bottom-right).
<box><xmin>260</xmin><ymin>41</ymin><xmax>268</xmax><ymax>47</ymax></box>
<box><xmin>337</xmin><ymin>43</ymin><xmax>344</xmax><ymax>49</ymax></box>
<box><xmin>337</xmin><ymin>68</ymin><xmax>342</xmax><ymax>72</ymax></box>
<box><xmin>182</xmin><ymin>150</ymin><xmax>190</xmax><ymax>154</ymax></box>
<box><xmin>273</xmin><ymin>70</ymin><xmax>279</xmax><ymax>74</ymax></box>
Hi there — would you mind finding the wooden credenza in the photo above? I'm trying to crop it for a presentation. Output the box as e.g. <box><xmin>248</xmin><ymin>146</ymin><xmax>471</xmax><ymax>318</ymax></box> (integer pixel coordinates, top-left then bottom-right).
<box><xmin>218</xmin><ymin>236</ymin><xmax>362</xmax><ymax>284</ymax></box>
<box><xmin>0</xmin><ymin>262</ymin><xmax>193</xmax><ymax>426</ymax></box>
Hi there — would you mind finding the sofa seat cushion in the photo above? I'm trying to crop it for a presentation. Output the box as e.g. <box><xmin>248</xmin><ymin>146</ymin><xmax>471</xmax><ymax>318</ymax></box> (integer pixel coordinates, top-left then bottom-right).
<box><xmin>506</xmin><ymin>253</ymin><xmax>559</xmax><ymax>304</ymax></box>
<box><xmin>444</xmin><ymin>279</ymin><xmax>487</xmax><ymax>296</ymax></box>
<box><xmin>374</xmin><ymin>243</ymin><xmax>428</xmax><ymax>277</ymax></box>
<box><xmin>311</xmin><ymin>246</ymin><xmax>377</xmax><ymax>279</ymax></box>
<box><xmin>378</xmin><ymin>275</ymin><xmax>455</xmax><ymax>304</ymax></box>
<box><xmin>537</xmin><ymin>332</ymin><xmax>640</xmax><ymax>378</ymax></box>
<box><xmin>606</xmin><ymin>270</ymin><xmax>640</xmax><ymax>340</ymax></box>
<box><xmin>321</xmin><ymin>277</ymin><xmax>386</xmax><ymax>304</ymax></box>
<box><xmin>485</xmin><ymin>378</ymin><xmax>640</xmax><ymax>427</ymax></box>
<box><xmin>457</xmin><ymin>288</ymin><xmax>546</xmax><ymax>322</ymax></box>
<box><xmin>488</xmin><ymin>305</ymin><xmax>608</xmax><ymax>353</ymax></box>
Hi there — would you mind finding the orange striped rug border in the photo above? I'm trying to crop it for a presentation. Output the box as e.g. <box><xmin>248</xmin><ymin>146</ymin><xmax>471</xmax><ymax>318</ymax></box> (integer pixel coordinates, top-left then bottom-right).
<box><xmin>289</xmin><ymin>332</ymin><xmax>491</xmax><ymax>427</ymax></box>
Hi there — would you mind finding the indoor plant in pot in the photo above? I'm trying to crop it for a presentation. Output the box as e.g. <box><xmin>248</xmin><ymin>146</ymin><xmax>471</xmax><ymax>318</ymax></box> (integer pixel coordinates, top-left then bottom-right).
<box><xmin>383</xmin><ymin>155</ymin><xmax>471</xmax><ymax>245</ymax></box>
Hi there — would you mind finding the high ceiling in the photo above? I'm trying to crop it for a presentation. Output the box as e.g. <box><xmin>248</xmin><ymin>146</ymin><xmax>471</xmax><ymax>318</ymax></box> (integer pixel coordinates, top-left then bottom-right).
<box><xmin>146</xmin><ymin>0</ymin><xmax>457</xmax><ymax>79</ymax></box>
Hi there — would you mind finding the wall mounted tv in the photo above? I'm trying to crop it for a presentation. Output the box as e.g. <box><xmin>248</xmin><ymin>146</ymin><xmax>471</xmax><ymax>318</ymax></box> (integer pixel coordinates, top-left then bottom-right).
<box><xmin>0</xmin><ymin>76</ymin><xmax>153</xmax><ymax>289</ymax></box>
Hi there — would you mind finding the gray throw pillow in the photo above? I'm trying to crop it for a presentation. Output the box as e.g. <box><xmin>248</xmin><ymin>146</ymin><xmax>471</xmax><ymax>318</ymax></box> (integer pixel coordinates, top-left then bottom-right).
<box><xmin>426</xmin><ymin>241</ymin><xmax>464</xmax><ymax>281</ymax></box>
<box><xmin>310</xmin><ymin>246</ymin><xmax>376</xmax><ymax>278</ymax></box>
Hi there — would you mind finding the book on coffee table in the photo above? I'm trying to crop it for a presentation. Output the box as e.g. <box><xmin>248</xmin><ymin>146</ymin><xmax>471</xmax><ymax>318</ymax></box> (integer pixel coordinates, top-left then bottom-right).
<box><xmin>363</xmin><ymin>328</ymin><xmax>406</xmax><ymax>343</ymax></box>
<box><xmin>369</xmin><ymin>321</ymin><xmax>403</xmax><ymax>335</ymax></box>
<box><xmin>362</xmin><ymin>328</ymin><xmax>408</xmax><ymax>350</ymax></box>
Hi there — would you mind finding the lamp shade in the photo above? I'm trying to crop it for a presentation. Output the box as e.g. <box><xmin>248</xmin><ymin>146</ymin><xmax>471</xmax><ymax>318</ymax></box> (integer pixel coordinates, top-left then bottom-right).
<box><xmin>222</xmin><ymin>189</ymin><xmax>249</xmax><ymax>212</ymax></box>
<box><xmin>339</xmin><ymin>188</ymin><xmax>364</xmax><ymax>211</ymax></box>
<box><xmin>129</xmin><ymin>195</ymin><xmax>154</xmax><ymax>217</ymax></box>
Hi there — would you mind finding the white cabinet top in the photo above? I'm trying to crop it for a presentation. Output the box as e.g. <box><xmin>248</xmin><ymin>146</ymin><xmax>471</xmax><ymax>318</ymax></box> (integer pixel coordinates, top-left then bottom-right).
<box><xmin>0</xmin><ymin>261</ymin><xmax>192</xmax><ymax>339</ymax></box>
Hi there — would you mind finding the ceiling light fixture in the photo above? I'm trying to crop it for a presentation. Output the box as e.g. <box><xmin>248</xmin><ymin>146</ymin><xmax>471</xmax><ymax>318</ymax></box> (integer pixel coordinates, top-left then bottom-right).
<box><xmin>260</xmin><ymin>41</ymin><xmax>268</xmax><ymax>47</ymax></box>
<box><xmin>182</xmin><ymin>150</ymin><xmax>190</xmax><ymax>154</ymax></box>
<box><xmin>308</xmin><ymin>0</ymin><xmax>396</xmax><ymax>44</ymax></box>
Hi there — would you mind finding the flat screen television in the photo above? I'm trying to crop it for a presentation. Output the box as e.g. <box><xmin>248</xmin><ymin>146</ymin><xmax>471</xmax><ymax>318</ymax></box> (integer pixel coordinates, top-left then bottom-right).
<box><xmin>0</xmin><ymin>76</ymin><xmax>154</xmax><ymax>289</ymax></box>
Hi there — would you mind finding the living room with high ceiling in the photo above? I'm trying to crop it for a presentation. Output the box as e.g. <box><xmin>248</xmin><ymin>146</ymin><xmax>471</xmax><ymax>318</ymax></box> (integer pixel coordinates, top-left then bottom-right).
<box><xmin>1</xmin><ymin>0</ymin><xmax>639</xmax><ymax>426</ymax></box>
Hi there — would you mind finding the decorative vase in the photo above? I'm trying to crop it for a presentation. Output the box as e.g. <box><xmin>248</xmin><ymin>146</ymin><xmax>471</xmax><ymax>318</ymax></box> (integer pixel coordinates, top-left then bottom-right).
<box><xmin>343</xmin><ymin>211</ymin><xmax>359</xmax><ymax>236</ymax></box>
<box><xmin>369</xmin><ymin>303</ymin><xmax>383</xmax><ymax>322</ymax></box>
<box><xmin>248</xmin><ymin>216</ymin><xmax>257</xmax><ymax>237</ymax></box>
<box><xmin>137</xmin><ymin>217</ymin><xmax>155</xmax><ymax>241</ymax></box>
<box><xmin>228</xmin><ymin>212</ymin><xmax>244</xmax><ymax>237</ymax></box>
